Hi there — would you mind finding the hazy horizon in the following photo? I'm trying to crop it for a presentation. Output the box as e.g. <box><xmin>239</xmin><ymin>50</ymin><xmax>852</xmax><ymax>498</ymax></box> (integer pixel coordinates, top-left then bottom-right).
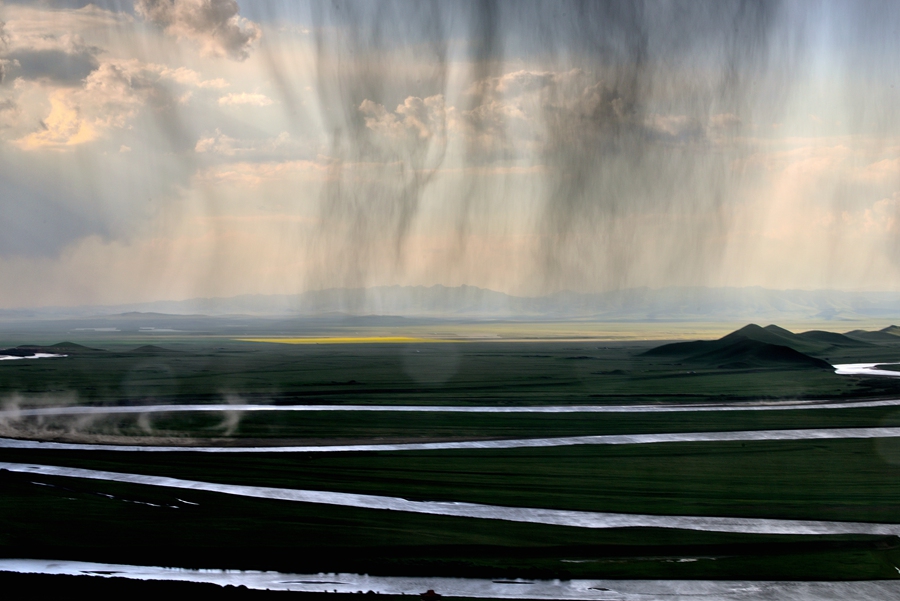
<box><xmin>3</xmin><ymin>284</ymin><xmax>900</xmax><ymax>327</ymax></box>
<box><xmin>1</xmin><ymin>1</ymin><xmax>899</xmax><ymax>309</ymax></box>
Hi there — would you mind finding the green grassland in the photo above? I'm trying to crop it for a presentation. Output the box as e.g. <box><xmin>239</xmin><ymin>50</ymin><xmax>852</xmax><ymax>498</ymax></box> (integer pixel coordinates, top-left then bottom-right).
<box><xmin>2</xmin><ymin>465</ymin><xmax>900</xmax><ymax>581</ymax></box>
<box><xmin>4</xmin><ymin>320</ymin><xmax>900</xmax><ymax>582</ymax></box>
<box><xmin>7</xmin><ymin>437</ymin><xmax>900</xmax><ymax>523</ymax></box>
<box><xmin>1</xmin><ymin>336</ymin><xmax>899</xmax><ymax>410</ymax></box>
<box><xmin>10</xmin><ymin>403</ymin><xmax>900</xmax><ymax>445</ymax></box>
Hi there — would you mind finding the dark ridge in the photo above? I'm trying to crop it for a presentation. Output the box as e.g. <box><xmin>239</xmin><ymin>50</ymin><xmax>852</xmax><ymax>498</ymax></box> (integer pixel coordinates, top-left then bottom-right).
<box><xmin>763</xmin><ymin>324</ymin><xmax>795</xmax><ymax>337</ymax></box>
<box><xmin>797</xmin><ymin>330</ymin><xmax>872</xmax><ymax>347</ymax></box>
<box><xmin>643</xmin><ymin>324</ymin><xmax>836</xmax><ymax>369</ymax></box>
<box><xmin>720</xmin><ymin>323</ymin><xmax>797</xmax><ymax>347</ymax></box>
<box><xmin>645</xmin><ymin>323</ymin><xmax>872</xmax><ymax>359</ymax></box>
<box><xmin>641</xmin><ymin>339</ymin><xmax>716</xmax><ymax>357</ymax></box>
<box><xmin>844</xmin><ymin>328</ymin><xmax>900</xmax><ymax>343</ymax></box>
<box><xmin>0</xmin><ymin>342</ymin><xmax>104</xmax><ymax>355</ymax></box>
<box><xmin>130</xmin><ymin>345</ymin><xmax>179</xmax><ymax>354</ymax></box>
<box><xmin>641</xmin><ymin>323</ymin><xmax>789</xmax><ymax>356</ymax></box>
<box><xmin>47</xmin><ymin>342</ymin><xmax>104</xmax><ymax>351</ymax></box>
<box><xmin>688</xmin><ymin>339</ymin><xmax>833</xmax><ymax>370</ymax></box>
<box><xmin>0</xmin><ymin>347</ymin><xmax>38</xmax><ymax>357</ymax></box>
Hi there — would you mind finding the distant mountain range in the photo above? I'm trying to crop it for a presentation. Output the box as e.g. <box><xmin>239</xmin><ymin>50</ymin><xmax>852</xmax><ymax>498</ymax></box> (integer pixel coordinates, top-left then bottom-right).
<box><xmin>3</xmin><ymin>285</ymin><xmax>900</xmax><ymax>321</ymax></box>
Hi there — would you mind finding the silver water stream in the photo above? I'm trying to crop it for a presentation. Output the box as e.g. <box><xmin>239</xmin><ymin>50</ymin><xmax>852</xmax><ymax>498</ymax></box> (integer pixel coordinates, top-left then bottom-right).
<box><xmin>2</xmin><ymin>559</ymin><xmax>899</xmax><ymax>600</ymax></box>
<box><xmin>3</xmin><ymin>461</ymin><xmax>899</xmax><ymax>537</ymax></box>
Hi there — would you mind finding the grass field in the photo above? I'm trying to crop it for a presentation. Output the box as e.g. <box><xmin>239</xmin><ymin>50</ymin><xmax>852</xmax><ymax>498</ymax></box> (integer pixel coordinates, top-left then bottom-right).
<box><xmin>3</xmin><ymin>320</ymin><xmax>900</xmax><ymax>585</ymax></box>
<box><xmin>2</xmin><ymin>336</ymin><xmax>899</xmax><ymax>408</ymax></box>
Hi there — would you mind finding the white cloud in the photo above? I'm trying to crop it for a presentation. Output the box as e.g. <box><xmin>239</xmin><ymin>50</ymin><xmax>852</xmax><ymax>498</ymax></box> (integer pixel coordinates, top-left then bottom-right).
<box><xmin>645</xmin><ymin>114</ymin><xmax>705</xmax><ymax>141</ymax></box>
<box><xmin>709</xmin><ymin>113</ymin><xmax>741</xmax><ymax>131</ymax></box>
<box><xmin>0</xmin><ymin>98</ymin><xmax>17</xmax><ymax>129</ymax></box>
<box><xmin>159</xmin><ymin>66</ymin><xmax>228</xmax><ymax>89</ymax></box>
<box><xmin>194</xmin><ymin>130</ymin><xmax>295</xmax><ymax>157</ymax></box>
<box><xmin>863</xmin><ymin>194</ymin><xmax>900</xmax><ymax>235</ymax></box>
<box><xmin>197</xmin><ymin>158</ymin><xmax>327</xmax><ymax>186</ymax></box>
<box><xmin>0</xmin><ymin>4</ymin><xmax>125</xmax><ymax>85</ymax></box>
<box><xmin>195</xmin><ymin>129</ymin><xmax>237</xmax><ymax>155</ymax></box>
<box><xmin>467</xmin><ymin>69</ymin><xmax>574</xmax><ymax>98</ymax></box>
<box><xmin>14</xmin><ymin>60</ymin><xmax>172</xmax><ymax>149</ymax></box>
<box><xmin>0</xmin><ymin>21</ymin><xmax>8</xmax><ymax>83</ymax></box>
<box><xmin>859</xmin><ymin>157</ymin><xmax>900</xmax><ymax>182</ymax></box>
<box><xmin>135</xmin><ymin>0</ymin><xmax>261</xmax><ymax>61</ymax></box>
<box><xmin>360</xmin><ymin>95</ymin><xmax>447</xmax><ymax>141</ymax></box>
<box><xmin>1</xmin><ymin>4</ymin><xmax>131</xmax><ymax>52</ymax></box>
<box><xmin>218</xmin><ymin>92</ymin><xmax>273</xmax><ymax>106</ymax></box>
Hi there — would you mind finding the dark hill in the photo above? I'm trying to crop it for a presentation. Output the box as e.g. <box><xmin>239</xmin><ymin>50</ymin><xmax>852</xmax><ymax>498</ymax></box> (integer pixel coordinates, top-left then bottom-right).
<box><xmin>763</xmin><ymin>324</ymin><xmax>796</xmax><ymax>337</ymax></box>
<box><xmin>688</xmin><ymin>339</ymin><xmax>832</xmax><ymax>370</ymax></box>
<box><xmin>646</xmin><ymin>323</ymin><xmax>869</xmax><ymax>358</ymax></box>
<box><xmin>721</xmin><ymin>324</ymin><xmax>799</xmax><ymax>347</ymax></box>
<box><xmin>1</xmin><ymin>342</ymin><xmax>103</xmax><ymax>356</ymax></box>
<box><xmin>844</xmin><ymin>326</ymin><xmax>900</xmax><ymax>343</ymax></box>
<box><xmin>643</xmin><ymin>324</ymin><xmax>835</xmax><ymax>370</ymax></box>
<box><xmin>0</xmin><ymin>347</ymin><xmax>39</xmax><ymax>357</ymax></box>
<box><xmin>642</xmin><ymin>338</ymin><xmax>719</xmax><ymax>357</ymax></box>
<box><xmin>749</xmin><ymin>324</ymin><xmax>869</xmax><ymax>351</ymax></box>
<box><xmin>796</xmin><ymin>330</ymin><xmax>871</xmax><ymax>347</ymax></box>
<box><xmin>47</xmin><ymin>342</ymin><xmax>105</xmax><ymax>352</ymax></box>
<box><xmin>130</xmin><ymin>345</ymin><xmax>178</xmax><ymax>354</ymax></box>
<box><xmin>644</xmin><ymin>323</ymin><xmax>800</xmax><ymax>356</ymax></box>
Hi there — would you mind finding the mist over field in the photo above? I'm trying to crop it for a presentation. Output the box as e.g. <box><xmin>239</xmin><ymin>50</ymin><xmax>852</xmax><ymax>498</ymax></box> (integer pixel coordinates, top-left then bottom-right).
<box><xmin>0</xmin><ymin>1</ymin><xmax>898</xmax><ymax>311</ymax></box>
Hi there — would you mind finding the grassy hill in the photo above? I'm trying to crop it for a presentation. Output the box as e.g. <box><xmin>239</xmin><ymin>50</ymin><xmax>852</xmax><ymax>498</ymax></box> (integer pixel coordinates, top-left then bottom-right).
<box><xmin>643</xmin><ymin>324</ymin><xmax>839</xmax><ymax>369</ymax></box>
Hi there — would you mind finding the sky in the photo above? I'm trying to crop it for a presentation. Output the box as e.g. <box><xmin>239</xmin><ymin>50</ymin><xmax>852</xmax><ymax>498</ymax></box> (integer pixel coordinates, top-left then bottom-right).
<box><xmin>0</xmin><ymin>0</ymin><xmax>898</xmax><ymax>309</ymax></box>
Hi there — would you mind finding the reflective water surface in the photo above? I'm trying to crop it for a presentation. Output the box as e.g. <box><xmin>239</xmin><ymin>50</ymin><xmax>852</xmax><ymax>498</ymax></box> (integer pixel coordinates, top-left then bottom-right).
<box><xmin>3</xmin><ymin>461</ymin><xmax>899</xmax><ymax>536</ymax></box>
<box><xmin>2</xmin><ymin>559</ymin><xmax>898</xmax><ymax>600</ymax></box>
<box><xmin>3</xmin><ymin>426</ymin><xmax>900</xmax><ymax>453</ymax></box>
<box><xmin>834</xmin><ymin>363</ymin><xmax>900</xmax><ymax>378</ymax></box>
<box><xmin>5</xmin><ymin>397</ymin><xmax>900</xmax><ymax>418</ymax></box>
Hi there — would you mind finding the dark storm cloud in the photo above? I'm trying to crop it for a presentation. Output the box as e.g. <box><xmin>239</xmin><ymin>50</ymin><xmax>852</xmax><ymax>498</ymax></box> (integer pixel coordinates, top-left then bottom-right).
<box><xmin>7</xmin><ymin>0</ymin><xmax>896</xmax><ymax>303</ymax></box>
<box><xmin>308</xmin><ymin>0</ymin><xmax>450</xmax><ymax>293</ymax></box>
<box><xmin>529</xmin><ymin>1</ymin><xmax>787</xmax><ymax>288</ymax></box>
<box><xmin>307</xmin><ymin>0</ymin><xmax>796</xmax><ymax>292</ymax></box>
<box><xmin>5</xmin><ymin>48</ymin><xmax>100</xmax><ymax>83</ymax></box>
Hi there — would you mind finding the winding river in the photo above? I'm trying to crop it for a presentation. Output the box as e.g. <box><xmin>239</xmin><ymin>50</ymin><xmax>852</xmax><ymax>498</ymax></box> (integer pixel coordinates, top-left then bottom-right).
<box><xmin>3</xmin><ymin>363</ymin><xmax>900</xmax><ymax>595</ymax></box>
<box><xmin>5</xmin><ymin>396</ymin><xmax>900</xmax><ymax>418</ymax></box>
<box><xmin>3</xmin><ymin>425</ymin><xmax>900</xmax><ymax>453</ymax></box>
<box><xmin>833</xmin><ymin>363</ymin><xmax>900</xmax><ymax>378</ymax></box>
<box><xmin>0</xmin><ymin>353</ymin><xmax>66</xmax><ymax>361</ymax></box>
<box><xmin>2</xmin><ymin>461</ymin><xmax>898</xmax><ymax>536</ymax></box>
<box><xmin>2</xmin><ymin>559</ymin><xmax>898</xmax><ymax>600</ymax></box>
